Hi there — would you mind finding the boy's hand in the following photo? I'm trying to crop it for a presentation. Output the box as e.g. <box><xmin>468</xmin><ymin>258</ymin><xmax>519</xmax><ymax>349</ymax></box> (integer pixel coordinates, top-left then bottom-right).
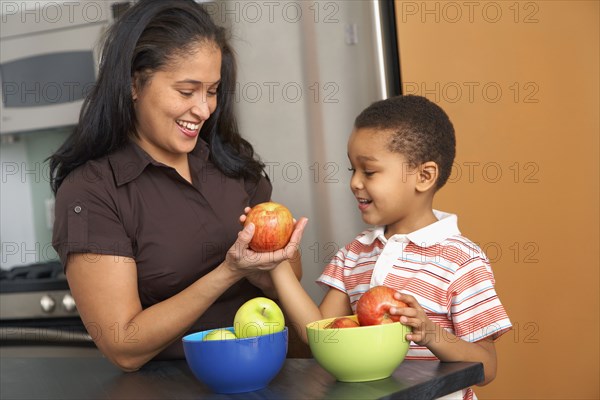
<box><xmin>390</xmin><ymin>292</ymin><xmax>436</xmax><ymax>346</ymax></box>
<box><xmin>246</xmin><ymin>271</ymin><xmax>277</xmax><ymax>297</ymax></box>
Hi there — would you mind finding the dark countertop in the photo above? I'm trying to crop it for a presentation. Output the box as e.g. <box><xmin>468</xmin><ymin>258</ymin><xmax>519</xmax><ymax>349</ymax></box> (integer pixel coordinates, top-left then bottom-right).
<box><xmin>0</xmin><ymin>357</ymin><xmax>483</xmax><ymax>400</ymax></box>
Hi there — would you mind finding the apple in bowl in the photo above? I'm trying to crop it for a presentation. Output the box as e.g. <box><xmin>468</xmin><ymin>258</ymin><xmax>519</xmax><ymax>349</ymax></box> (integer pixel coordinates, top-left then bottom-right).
<box><xmin>326</xmin><ymin>317</ymin><xmax>360</xmax><ymax>329</ymax></box>
<box><xmin>356</xmin><ymin>286</ymin><xmax>408</xmax><ymax>326</ymax></box>
<box><xmin>233</xmin><ymin>297</ymin><xmax>285</xmax><ymax>338</ymax></box>
<box><xmin>202</xmin><ymin>329</ymin><xmax>237</xmax><ymax>341</ymax></box>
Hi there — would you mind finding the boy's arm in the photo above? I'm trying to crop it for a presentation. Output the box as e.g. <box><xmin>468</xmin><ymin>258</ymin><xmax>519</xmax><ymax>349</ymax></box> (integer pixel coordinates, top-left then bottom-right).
<box><xmin>418</xmin><ymin>321</ymin><xmax>497</xmax><ymax>385</ymax></box>
<box><xmin>246</xmin><ymin>258</ymin><xmax>302</xmax><ymax>299</ymax></box>
<box><xmin>270</xmin><ymin>263</ymin><xmax>352</xmax><ymax>343</ymax></box>
<box><xmin>392</xmin><ymin>293</ymin><xmax>498</xmax><ymax>385</ymax></box>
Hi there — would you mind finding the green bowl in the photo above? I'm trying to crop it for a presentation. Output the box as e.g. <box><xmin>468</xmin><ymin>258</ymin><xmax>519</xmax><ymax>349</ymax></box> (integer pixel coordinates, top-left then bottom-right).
<box><xmin>306</xmin><ymin>315</ymin><xmax>410</xmax><ymax>382</ymax></box>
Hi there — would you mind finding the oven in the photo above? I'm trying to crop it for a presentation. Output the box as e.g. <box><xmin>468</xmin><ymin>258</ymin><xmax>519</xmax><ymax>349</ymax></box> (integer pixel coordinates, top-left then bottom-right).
<box><xmin>0</xmin><ymin>260</ymin><xmax>101</xmax><ymax>357</ymax></box>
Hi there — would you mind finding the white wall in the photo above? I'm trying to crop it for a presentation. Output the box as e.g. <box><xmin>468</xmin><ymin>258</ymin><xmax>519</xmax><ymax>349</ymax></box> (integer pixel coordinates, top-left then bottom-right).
<box><xmin>217</xmin><ymin>0</ymin><xmax>380</xmax><ymax>302</ymax></box>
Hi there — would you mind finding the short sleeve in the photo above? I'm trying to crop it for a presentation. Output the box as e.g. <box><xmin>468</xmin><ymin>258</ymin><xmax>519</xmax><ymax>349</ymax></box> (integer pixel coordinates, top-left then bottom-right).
<box><xmin>449</xmin><ymin>253</ymin><xmax>512</xmax><ymax>342</ymax></box>
<box><xmin>316</xmin><ymin>232</ymin><xmax>381</xmax><ymax>310</ymax></box>
<box><xmin>317</xmin><ymin>245</ymin><xmax>349</xmax><ymax>293</ymax></box>
<box><xmin>52</xmin><ymin>161</ymin><xmax>133</xmax><ymax>268</ymax></box>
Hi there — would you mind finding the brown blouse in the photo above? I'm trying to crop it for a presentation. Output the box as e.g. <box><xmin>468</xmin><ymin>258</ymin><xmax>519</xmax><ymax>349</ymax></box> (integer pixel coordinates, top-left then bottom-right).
<box><xmin>52</xmin><ymin>139</ymin><xmax>272</xmax><ymax>358</ymax></box>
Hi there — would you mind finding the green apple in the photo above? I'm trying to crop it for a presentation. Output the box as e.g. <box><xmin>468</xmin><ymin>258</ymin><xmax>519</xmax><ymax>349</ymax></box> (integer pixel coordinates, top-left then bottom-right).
<box><xmin>233</xmin><ymin>297</ymin><xmax>285</xmax><ymax>338</ymax></box>
<box><xmin>203</xmin><ymin>329</ymin><xmax>237</xmax><ymax>341</ymax></box>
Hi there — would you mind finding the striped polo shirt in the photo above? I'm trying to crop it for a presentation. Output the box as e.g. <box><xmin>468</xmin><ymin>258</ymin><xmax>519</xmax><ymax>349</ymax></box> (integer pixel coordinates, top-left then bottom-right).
<box><xmin>317</xmin><ymin>210</ymin><xmax>512</xmax><ymax>360</ymax></box>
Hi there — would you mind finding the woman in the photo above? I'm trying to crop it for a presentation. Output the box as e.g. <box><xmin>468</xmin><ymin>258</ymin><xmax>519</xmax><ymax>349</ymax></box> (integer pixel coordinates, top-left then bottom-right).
<box><xmin>49</xmin><ymin>0</ymin><xmax>307</xmax><ymax>371</ymax></box>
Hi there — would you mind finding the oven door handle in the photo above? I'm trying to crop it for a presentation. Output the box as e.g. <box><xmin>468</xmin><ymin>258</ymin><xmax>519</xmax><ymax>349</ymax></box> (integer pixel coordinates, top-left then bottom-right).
<box><xmin>0</xmin><ymin>327</ymin><xmax>93</xmax><ymax>343</ymax></box>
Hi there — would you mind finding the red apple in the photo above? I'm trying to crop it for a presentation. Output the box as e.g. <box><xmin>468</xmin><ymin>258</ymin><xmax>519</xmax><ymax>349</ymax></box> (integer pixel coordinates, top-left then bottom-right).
<box><xmin>244</xmin><ymin>202</ymin><xmax>293</xmax><ymax>252</ymax></box>
<box><xmin>326</xmin><ymin>317</ymin><xmax>360</xmax><ymax>329</ymax></box>
<box><xmin>356</xmin><ymin>286</ymin><xmax>408</xmax><ymax>326</ymax></box>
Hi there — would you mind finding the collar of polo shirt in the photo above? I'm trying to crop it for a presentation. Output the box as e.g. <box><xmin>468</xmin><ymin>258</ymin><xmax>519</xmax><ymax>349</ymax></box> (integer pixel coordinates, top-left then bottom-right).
<box><xmin>357</xmin><ymin>210</ymin><xmax>461</xmax><ymax>248</ymax></box>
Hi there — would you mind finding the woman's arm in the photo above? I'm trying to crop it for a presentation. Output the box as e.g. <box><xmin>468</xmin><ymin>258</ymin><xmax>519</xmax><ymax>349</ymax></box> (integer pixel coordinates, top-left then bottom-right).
<box><xmin>67</xmin><ymin>253</ymin><xmax>243</xmax><ymax>371</ymax></box>
<box><xmin>67</xmin><ymin>218</ymin><xmax>308</xmax><ymax>372</ymax></box>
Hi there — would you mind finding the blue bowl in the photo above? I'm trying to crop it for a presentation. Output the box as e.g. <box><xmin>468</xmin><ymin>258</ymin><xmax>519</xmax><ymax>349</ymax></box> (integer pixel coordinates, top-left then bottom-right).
<box><xmin>182</xmin><ymin>327</ymin><xmax>288</xmax><ymax>394</ymax></box>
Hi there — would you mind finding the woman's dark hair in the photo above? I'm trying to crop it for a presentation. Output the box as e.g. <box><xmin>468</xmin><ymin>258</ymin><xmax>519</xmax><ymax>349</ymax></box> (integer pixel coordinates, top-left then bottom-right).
<box><xmin>49</xmin><ymin>0</ymin><xmax>264</xmax><ymax>193</ymax></box>
<box><xmin>354</xmin><ymin>95</ymin><xmax>456</xmax><ymax>190</ymax></box>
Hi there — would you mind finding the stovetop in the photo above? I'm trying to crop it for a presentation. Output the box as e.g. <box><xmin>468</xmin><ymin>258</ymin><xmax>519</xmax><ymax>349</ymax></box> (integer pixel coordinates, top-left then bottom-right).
<box><xmin>0</xmin><ymin>261</ymin><xmax>68</xmax><ymax>293</ymax></box>
<box><xmin>0</xmin><ymin>261</ymin><xmax>78</xmax><ymax>321</ymax></box>
<box><xmin>0</xmin><ymin>261</ymin><xmax>88</xmax><ymax>344</ymax></box>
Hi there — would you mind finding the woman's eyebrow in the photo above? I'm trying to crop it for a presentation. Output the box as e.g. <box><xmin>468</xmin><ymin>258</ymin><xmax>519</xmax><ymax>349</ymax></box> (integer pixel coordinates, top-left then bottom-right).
<box><xmin>175</xmin><ymin>79</ymin><xmax>221</xmax><ymax>85</ymax></box>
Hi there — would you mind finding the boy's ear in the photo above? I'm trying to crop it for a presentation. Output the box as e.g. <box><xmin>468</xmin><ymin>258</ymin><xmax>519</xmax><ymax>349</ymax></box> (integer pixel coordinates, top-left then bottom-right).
<box><xmin>415</xmin><ymin>161</ymin><xmax>438</xmax><ymax>192</ymax></box>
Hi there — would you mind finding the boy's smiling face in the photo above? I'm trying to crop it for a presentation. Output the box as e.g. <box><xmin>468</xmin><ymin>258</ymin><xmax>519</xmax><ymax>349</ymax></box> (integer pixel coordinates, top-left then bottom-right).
<box><xmin>347</xmin><ymin>127</ymin><xmax>430</xmax><ymax>236</ymax></box>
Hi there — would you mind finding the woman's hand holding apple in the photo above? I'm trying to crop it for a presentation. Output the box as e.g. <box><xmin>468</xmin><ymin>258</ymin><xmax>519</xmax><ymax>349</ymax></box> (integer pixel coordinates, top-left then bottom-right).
<box><xmin>224</xmin><ymin>206</ymin><xmax>307</xmax><ymax>276</ymax></box>
<box><xmin>390</xmin><ymin>292</ymin><xmax>436</xmax><ymax>346</ymax></box>
<box><xmin>243</xmin><ymin>202</ymin><xmax>294</xmax><ymax>252</ymax></box>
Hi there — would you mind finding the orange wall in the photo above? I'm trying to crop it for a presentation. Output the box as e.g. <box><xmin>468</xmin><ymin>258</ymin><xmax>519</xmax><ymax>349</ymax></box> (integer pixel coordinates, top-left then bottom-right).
<box><xmin>395</xmin><ymin>1</ymin><xmax>599</xmax><ymax>398</ymax></box>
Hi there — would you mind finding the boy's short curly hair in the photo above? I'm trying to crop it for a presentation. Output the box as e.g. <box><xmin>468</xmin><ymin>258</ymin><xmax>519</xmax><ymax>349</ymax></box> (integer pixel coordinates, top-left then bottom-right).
<box><xmin>354</xmin><ymin>95</ymin><xmax>456</xmax><ymax>190</ymax></box>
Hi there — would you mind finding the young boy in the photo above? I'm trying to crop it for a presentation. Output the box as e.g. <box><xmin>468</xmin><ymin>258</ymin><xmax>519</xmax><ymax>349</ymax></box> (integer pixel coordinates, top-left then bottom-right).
<box><xmin>270</xmin><ymin>95</ymin><xmax>512</xmax><ymax>400</ymax></box>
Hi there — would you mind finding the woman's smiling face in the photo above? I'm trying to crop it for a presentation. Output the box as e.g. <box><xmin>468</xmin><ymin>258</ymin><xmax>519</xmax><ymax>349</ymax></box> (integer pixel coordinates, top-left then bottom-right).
<box><xmin>132</xmin><ymin>41</ymin><xmax>221</xmax><ymax>166</ymax></box>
